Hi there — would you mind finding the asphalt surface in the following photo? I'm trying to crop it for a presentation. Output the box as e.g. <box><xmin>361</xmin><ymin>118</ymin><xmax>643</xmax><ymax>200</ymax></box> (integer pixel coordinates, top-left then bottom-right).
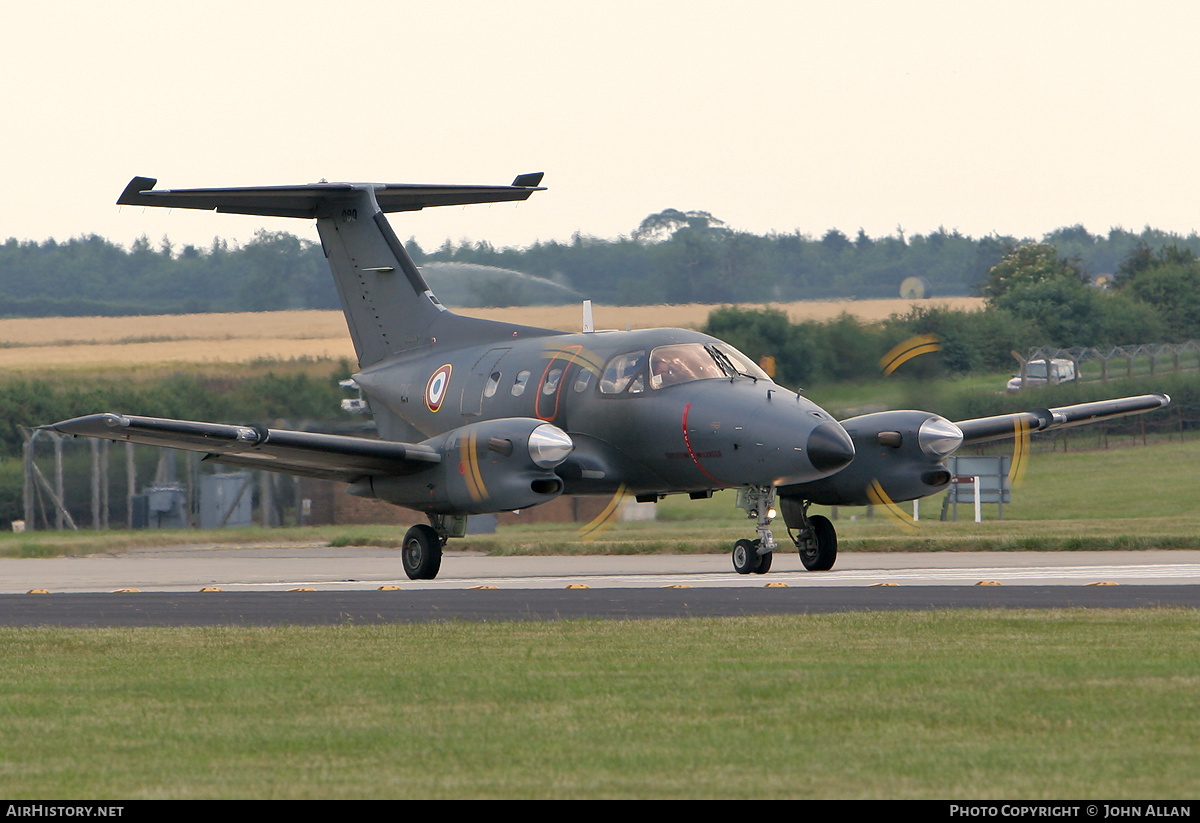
<box><xmin>3</xmin><ymin>546</ymin><xmax>1200</xmax><ymax>625</ymax></box>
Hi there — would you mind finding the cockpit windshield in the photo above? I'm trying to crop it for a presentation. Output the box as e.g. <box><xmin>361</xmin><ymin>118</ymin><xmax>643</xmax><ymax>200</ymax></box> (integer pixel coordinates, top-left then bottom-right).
<box><xmin>648</xmin><ymin>342</ymin><xmax>774</xmax><ymax>389</ymax></box>
<box><xmin>712</xmin><ymin>343</ymin><xmax>772</xmax><ymax>381</ymax></box>
<box><xmin>649</xmin><ymin>343</ymin><xmax>726</xmax><ymax>389</ymax></box>
<box><xmin>599</xmin><ymin>342</ymin><xmax>773</xmax><ymax>395</ymax></box>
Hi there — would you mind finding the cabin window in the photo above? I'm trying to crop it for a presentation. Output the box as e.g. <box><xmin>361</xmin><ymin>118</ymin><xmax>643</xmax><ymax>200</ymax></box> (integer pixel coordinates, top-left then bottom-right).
<box><xmin>573</xmin><ymin>370</ymin><xmax>593</xmax><ymax>392</ymax></box>
<box><xmin>599</xmin><ymin>351</ymin><xmax>646</xmax><ymax>394</ymax></box>
<box><xmin>511</xmin><ymin>370</ymin><xmax>531</xmax><ymax>396</ymax></box>
<box><xmin>649</xmin><ymin>343</ymin><xmax>726</xmax><ymax>389</ymax></box>
<box><xmin>542</xmin><ymin>368</ymin><xmax>563</xmax><ymax>395</ymax></box>
<box><xmin>484</xmin><ymin>371</ymin><xmax>501</xmax><ymax>398</ymax></box>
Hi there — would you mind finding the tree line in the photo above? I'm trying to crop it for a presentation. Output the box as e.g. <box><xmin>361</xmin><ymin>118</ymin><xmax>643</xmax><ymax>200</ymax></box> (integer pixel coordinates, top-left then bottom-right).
<box><xmin>703</xmin><ymin>241</ymin><xmax>1200</xmax><ymax>388</ymax></box>
<box><xmin>5</xmin><ymin>218</ymin><xmax>1200</xmax><ymax>316</ymax></box>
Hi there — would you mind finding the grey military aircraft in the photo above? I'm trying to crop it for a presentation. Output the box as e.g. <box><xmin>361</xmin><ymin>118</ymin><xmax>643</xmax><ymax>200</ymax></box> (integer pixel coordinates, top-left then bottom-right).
<box><xmin>49</xmin><ymin>174</ymin><xmax>1170</xmax><ymax>579</ymax></box>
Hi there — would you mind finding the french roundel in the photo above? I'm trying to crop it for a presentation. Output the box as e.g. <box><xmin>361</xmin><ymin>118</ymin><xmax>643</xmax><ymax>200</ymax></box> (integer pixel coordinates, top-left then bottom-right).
<box><xmin>425</xmin><ymin>364</ymin><xmax>453</xmax><ymax>412</ymax></box>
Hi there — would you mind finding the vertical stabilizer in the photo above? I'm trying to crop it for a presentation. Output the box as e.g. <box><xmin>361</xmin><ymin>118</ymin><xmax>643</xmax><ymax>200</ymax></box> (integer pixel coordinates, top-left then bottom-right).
<box><xmin>315</xmin><ymin>187</ymin><xmax>445</xmax><ymax>366</ymax></box>
<box><xmin>115</xmin><ymin>174</ymin><xmax>548</xmax><ymax>368</ymax></box>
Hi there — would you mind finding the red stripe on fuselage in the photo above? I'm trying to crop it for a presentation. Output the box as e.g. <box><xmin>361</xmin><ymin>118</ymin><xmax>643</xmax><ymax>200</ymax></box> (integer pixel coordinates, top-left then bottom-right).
<box><xmin>682</xmin><ymin>402</ymin><xmax>728</xmax><ymax>487</ymax></box>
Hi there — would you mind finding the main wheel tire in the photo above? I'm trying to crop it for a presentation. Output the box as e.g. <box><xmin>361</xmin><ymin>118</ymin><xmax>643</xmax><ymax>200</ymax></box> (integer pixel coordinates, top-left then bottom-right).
<box><xmin>402</xmin><ymin>524</ymin><xmax>443</xmax><ymax>580</ymax></box>
<box><xmin>752</xmin><ymin>549</ymin><xmax>773</xmax><ymax>574</ymax></box>
<box><xmin>798</xmin><ymin>514</ymin><xmax>837</xmax><ymax>571</ymax></box>
<box><xmin>732</xmin><ymin>538</ymin><xmax>761</xmax><ymax>574</ymax></box>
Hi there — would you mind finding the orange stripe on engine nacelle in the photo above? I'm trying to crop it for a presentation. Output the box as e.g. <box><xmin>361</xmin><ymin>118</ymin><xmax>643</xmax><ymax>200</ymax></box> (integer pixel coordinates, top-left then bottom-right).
<box><xmin>459</xmin><ymin>433</ymin><xmax>488</xmax><ymax>503</ymax></box>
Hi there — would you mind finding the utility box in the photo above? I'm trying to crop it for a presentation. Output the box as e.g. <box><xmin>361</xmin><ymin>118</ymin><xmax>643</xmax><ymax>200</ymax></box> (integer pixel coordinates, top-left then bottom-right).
<box><xmin>142</xmin><ymin>483</ymin><xmax>188</xmax><ymax>529</ymax></box>
<box><xmin>200</xmin><ymin>472</ymin><xmax>254</xmax><ymax>529</ymax></box>
<box><xmin>941</xmin><ymin>455</ymin><xmax>1012</xmax><ymax>520</ymax></box>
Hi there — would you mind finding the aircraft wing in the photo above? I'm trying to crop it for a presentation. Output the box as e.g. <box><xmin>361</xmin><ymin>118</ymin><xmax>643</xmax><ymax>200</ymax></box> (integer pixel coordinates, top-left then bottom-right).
<box><xmin>954</xmin><ymin>393</ymin><xmax>1170</xmax><ymax>446</ymax></box>
<box><xmin>45</xmin><ymin>413</ymin><xmax>440</xmax><ymax>483</ymax></box>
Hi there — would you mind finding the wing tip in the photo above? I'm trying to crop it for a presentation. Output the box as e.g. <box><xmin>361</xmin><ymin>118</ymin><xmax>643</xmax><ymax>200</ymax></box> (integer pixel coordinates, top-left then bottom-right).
<box><xmin>117</xmin><ymin>176</ymin><xmax>158</xmax><ymax>206</ymax></box>
<box><xmin>511</xmin><ymin>172</ymin><xmax>545</xmax><ymax>189</ymax></box>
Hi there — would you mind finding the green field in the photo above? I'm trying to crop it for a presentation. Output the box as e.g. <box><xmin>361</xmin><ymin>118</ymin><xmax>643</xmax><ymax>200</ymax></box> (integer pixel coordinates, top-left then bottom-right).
<box><xmin>2</xmin><ymin>612</ymin><xmax>1198</xmax><ymax>799</ymax></box>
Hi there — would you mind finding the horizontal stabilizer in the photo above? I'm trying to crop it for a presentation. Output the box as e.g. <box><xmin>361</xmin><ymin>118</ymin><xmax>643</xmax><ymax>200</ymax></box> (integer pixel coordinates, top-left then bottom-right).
<box><xmin>955</xmin><ymin>392</ymin><xmax>1170</xmax><ymax>446</ymax></box>
<box><xmin>46</xmin><ymin>413</ymin><xmax>440</xmax><ymax>483</ymax></box>
<box><xmin>116</xmin><ymin>175</ymin><xmax>546</xmax><ymax>218</ymax></box>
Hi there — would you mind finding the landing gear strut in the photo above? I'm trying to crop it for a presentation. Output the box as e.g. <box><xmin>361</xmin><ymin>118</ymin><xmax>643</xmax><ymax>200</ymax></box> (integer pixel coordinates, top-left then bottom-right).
<box><xmin>732</xmin><ymin>486</ymin><xmax>777</xmax><ymax>575</ymax></box>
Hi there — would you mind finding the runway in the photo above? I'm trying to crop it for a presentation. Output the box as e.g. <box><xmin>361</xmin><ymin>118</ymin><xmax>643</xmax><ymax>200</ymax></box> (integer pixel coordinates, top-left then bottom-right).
<box><xmin>2</xmin><ymin>546</ymin><xmax>1200</xmax><ymax>625</ymax></box>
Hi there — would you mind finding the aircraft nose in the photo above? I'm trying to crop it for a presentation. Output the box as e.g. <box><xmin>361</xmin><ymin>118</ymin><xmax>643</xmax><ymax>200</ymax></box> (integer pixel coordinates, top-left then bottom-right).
<box><xmin>807</xmin><ymin>421</ymin><xmax>855</xmax><ymax>473</ymax></box>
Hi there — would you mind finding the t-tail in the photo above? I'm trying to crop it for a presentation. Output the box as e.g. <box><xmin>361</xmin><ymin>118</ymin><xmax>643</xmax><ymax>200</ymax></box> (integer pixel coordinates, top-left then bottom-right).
<box><xmin>117</xmin><ymin>172</ymin><xmax>555</xmax><ymax>368</ymax></box>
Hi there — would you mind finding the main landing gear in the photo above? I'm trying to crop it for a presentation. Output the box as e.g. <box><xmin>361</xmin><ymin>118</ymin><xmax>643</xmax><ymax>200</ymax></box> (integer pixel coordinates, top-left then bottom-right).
<box><xmin>731</xmin><ymin>487</ymin><xmax>838</xmax><ymax>574</ymax></box>
<box><xmin>402</xmin><ymin>513</ymin><xmax>468</xmax><ymax>580</ymax></box>
<box><xmin>402</xmin><ymin>524</ymin><xmax>443</xmax><ymax>579</ymax></box>
<box><xmin>792</xmin><ymin>509</ymin><xmax>837</xmax><ymax>571</ymax></box>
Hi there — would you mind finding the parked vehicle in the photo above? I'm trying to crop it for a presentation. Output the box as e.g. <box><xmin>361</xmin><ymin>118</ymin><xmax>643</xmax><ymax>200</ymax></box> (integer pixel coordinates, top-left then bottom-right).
<box><xmin>1007</xmin><ymin>358</ymin><xmax>1077</xmax><ymax>391</ymax></box>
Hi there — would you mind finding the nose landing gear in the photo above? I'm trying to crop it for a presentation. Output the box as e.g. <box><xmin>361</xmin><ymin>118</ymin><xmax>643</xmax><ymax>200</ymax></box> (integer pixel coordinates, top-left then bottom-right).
<box><xmin>732</xmin><ymin>486</ymin><xmax>777</xmax><ymax>575</ymax></box>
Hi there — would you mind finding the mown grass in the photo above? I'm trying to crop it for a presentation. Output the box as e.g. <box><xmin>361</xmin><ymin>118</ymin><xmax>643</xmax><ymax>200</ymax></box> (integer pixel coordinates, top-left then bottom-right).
<box><xmin>8</xmin><ymin>514</ymin><xmax>1199</xmax><ymax>560</ymax></box>
<box><xmin>0</xmin><ymin>611</ymin><xmax>1197</xmax><ymax>799</ymax></box>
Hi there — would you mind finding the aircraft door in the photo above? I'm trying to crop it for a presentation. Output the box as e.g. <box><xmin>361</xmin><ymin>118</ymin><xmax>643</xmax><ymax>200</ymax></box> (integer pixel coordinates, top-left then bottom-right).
<box><xmin>536</xmin><ymin>345</ymin><xmax>583</xmax><ymax>423</ymax></box>
<box><xmin>460</xmin><ymin>348</ymin><xmax>511</xmax><ymax>417</ymax></box>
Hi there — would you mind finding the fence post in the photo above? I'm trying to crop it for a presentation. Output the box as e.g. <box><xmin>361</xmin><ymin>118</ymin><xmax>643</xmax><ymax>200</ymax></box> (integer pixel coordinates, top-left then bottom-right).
<box><xmin>22</xmin><ymin>429</ymin><xmax>34</xmax><ymax>529</ymax></box>
<box><xmin>126</xmin><ymin>441</ymin><xmax>136</xmax><ymax>528</ymax></box>
<box><xmin>90</xmin><ymin>439</ymin><xmax>100</xmax><ymax>529</ymax></box>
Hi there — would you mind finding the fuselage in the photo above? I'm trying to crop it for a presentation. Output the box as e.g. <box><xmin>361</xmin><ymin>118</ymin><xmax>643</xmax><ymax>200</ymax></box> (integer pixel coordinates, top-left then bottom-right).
<box><xmin>353</xmin><ymin>324</ymin><xmax>855</xmax><ymax>497</ymax></box>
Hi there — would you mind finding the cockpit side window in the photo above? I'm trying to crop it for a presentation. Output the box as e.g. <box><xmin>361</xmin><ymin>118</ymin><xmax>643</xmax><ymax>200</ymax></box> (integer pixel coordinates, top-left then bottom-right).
<box><xmin>649</xmin><ymin>343</ymin><xmax>727</xmax><ymax>389</ymax></box>
<box><xmin>599</xmin><ymin>351</ymin><xmax>646</xmax><ymax>394</ymax></box>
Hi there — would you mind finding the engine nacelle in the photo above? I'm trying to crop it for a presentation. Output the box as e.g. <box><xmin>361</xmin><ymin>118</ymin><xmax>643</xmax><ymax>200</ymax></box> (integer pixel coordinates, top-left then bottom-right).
<box><xmin>347</xmin><ymin>418</ymin><xmax>573</xmax><ymax>514</ymax></box>
<box><xmin>779</xmin><ymin>409</ymin><xmax>963</xmax><ymax>507</ymax></box>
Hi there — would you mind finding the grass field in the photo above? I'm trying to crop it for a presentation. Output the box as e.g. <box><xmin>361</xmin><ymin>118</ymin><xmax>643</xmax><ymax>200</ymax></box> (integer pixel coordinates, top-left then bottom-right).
<box><xmin>0</xmin><ymin>298</ymin><xmax>982</xmax><ymax>370</ymax></box>
<box><xmin>2</xmin><ymin>612</ymin><xmax>1197</xmax><ymax>799</ymax></box>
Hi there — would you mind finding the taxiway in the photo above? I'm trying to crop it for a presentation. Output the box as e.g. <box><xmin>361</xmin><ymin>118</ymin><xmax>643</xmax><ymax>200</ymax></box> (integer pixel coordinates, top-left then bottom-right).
<box><xmin>2</xmin><ymin>547</ymin><xmax>1199</xmax><ymax>626</ymax></box>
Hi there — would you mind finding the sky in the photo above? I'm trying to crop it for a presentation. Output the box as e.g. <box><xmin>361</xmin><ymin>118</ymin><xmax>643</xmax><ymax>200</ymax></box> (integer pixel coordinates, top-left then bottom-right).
<box><xmin>3</xmin><ymin>1</ymin><xmax>1199</xmax><ymax>253</ymax></box>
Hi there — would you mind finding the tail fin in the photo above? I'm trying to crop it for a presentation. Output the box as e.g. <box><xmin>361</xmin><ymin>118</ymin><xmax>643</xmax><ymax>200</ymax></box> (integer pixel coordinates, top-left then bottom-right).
<box><xmin>117</xmin><ymin>174</ymin><xmax>547</xmax><ymax>367</ymax></box>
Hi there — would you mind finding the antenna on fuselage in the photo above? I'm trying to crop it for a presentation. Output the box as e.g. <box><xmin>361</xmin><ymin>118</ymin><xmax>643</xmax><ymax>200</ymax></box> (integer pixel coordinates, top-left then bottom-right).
<box><xmin>582</xmin><ymin>300</ymin><xmax>594</xmax><ymax>333</ymax></box>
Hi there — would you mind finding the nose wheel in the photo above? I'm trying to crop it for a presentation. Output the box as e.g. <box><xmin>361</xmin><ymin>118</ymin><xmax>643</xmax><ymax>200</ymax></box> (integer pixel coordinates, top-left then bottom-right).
<box><xmin>732</xmin><ymin>538</ymin><xmax>773</xmax><ymax>574</ymax></box>
<box><xmin>732</xmin><ymin>486</ymin><xmax>778</xmax><ymax>574</ymax></box>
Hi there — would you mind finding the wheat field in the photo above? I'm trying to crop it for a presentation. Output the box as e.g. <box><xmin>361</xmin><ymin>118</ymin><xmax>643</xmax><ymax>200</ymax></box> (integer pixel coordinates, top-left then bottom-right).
<box><xmin>0</xmin><ymin>298</ymin><xmax>983</xmax><ymax>370</ymax></box>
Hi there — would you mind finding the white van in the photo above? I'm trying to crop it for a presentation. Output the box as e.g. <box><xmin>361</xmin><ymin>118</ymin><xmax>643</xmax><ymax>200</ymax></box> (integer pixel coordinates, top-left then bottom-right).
<box><xmin>1006</xmin><ymin>358</ymin><xmax>1077</xmax><ymax>392</ymax></box>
